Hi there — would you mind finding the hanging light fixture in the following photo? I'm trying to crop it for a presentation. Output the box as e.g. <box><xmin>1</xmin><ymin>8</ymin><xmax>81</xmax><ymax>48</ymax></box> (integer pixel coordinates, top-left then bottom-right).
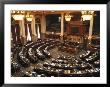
<box><xmin>65</xmin><ymin>13</ymin><xmax>72</xmax><ymax>21</ymax></box>
<box><xmin>26</xmin><ymin>12</ymin><xmax>33</xmax><ymax>21</ymax></box>
<box><xmin>81</xmin><ymin>11</ymin><xmax>94</xmax><ymax>21</ymax></box>
<box><xmin>11</xmin><ymin>10</ymin><xmax>25</xmax><ymax>20</ymax></box>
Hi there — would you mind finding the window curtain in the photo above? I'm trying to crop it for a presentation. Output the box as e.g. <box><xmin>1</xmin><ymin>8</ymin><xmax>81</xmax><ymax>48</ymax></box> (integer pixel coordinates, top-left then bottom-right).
<box><xmin>15</xmin><ymin>24</ymin><xmax>21</xmax><ymax>44</ymax></box>
<box><xmin>11</xmin><ymin>24</ymin><xmax>16</xmax><ymax>44</ymax></box>
<box><xmin>28</xmin><ymin>23</ymin><xmax>32</xmax><ymax>37</ymax></box>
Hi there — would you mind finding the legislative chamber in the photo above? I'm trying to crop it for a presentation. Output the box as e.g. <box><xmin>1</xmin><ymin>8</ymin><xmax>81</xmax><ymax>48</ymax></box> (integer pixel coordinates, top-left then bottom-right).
<box><xmin>11</xmin><ymin>10</ymin><xmax>100</xmax><ymax>77</ymax></box>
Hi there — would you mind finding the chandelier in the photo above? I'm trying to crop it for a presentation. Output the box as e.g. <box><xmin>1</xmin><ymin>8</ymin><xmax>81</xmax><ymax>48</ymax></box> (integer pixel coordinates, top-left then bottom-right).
<box><xmin>81</xmin><ymin>11</ymin><xmax>94</xmax><ymax>21</ymax></box>
<box><xmin>65</xmin><ymin>13</ymin><xmax>72</xmax><ymax>21</ymax></box>
<box><xmin>26</xmin><ymin>12</ymin><xmax>33</xmax><ymax>21</ymax></box>
<box><xmin>11</xmin><ymin>10</ymin><xmax>25</xmax><ymax>20</ymax></box>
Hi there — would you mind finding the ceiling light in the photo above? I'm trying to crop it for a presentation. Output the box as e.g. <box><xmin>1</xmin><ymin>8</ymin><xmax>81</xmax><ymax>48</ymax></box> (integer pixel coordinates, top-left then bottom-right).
<box><xmin>12</xmin><ymin>10</ymin><xmax>25</xmax><ymax>20</ymax></box>
<box><xmin>26</xmin><ymin>17</ymin><xmax>33</xmax><ymax>21</ymax></box>
<box><xmin>65</xmin><ymin>14</ymin><xmax>72</xmax><ymax>21</ymax></box>
<box><xmin>12</xmin><ymin>14</ymin><xmax>24</xmax><ymax>20</ymax></box>
<box><xmin>81</xmin><ymin>11</ymin><xmax>94</xmax><ymax>21</ymax></box>
<box><xmin>26</xmin><ymin>13</ymin><xmax>33</xmax><ymax>21</ymax></box>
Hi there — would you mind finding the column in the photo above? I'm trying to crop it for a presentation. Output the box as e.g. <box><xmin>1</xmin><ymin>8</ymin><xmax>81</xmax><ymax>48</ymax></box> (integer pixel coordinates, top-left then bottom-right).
<box><xmin>11</xmin><ymin>24</ymin><xmax>16</xmax><ymax>45</ymax></box>
<box><xmin>61</xmin><ymin>13</ymin><xmax>64</xmax><ymax>41</ymax></box>
<box><xmin>88</xmin><ymin>16</ymin><xmax>94</xmax><ymax>44</ymax></box>
<box><xmin>19</xmin><ymin>20</ymin><xmax>26</xmax><ymax>44</ymax></box>
<box><xmin>31</xmin><ymin>15</ymin><xmax>37</xmax><ymax>42</ymax></box>
<box><xmin>11</xmin><ymin>29</ymin><xmax>13</xmax><ymax>47</ymax></box>
<box><xmin>19</xmin><ymin>21</ymin><xmax>22</xmax><ymax>38</ymax></box>
<box><xmin>41</xmin><ymin>14</ymin><xmax>46</xmax><ymax>38</ymax></box>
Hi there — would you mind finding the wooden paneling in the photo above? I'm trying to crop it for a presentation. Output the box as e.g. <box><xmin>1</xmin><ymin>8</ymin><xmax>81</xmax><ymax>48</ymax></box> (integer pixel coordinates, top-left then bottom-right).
<box><xmin>67</xmin><ymin>21</ymin><xmax>86</xmax><ymax>35</ymax></box>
